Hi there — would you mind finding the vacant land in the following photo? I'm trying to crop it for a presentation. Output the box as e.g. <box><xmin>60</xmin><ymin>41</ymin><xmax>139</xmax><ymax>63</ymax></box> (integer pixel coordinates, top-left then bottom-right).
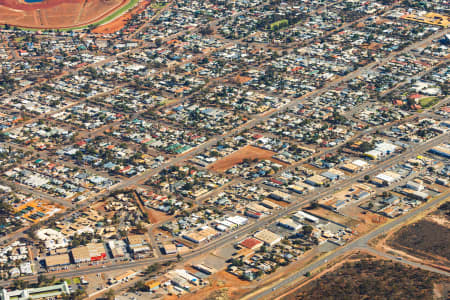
<box><xmin>387</xmin><ymin>202</ymin><xmax>450</xmax><ymax>266</ymax></box>
<box><xmin>208</xmin><ymin>145</ymin><xmax>281</xmax><ymax>173</ymax></box>
<box><xmin>0</xmin><ymin>0</ymin><xmax>129</xmax><ymax>29</ymax></box>
<box><xmin>282</xmin><ymin>258</ymin><xmax>449</xmax><ymax>300</ymax></box>
<box><xmin>306</xmin><ymin>207</ymin><xmax>359</xmax><ymax>228</ymax></box>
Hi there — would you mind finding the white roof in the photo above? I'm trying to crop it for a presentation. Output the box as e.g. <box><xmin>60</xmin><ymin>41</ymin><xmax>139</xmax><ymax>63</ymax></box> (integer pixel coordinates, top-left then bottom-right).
<box><xmin>352</xmin><ymin>159</ymin><xmax>368</xmax><ymax>167</ymax></box>
<box><xmin>375</xmin><ymin>173</ymin><xmax>395</xmax><ymax>183</ymax></box>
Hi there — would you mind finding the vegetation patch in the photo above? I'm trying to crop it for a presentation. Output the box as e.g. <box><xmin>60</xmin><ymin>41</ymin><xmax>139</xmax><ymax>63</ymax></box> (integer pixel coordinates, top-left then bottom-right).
<box><xmin>270</xmin><ymin>19</ymin><xmax>289</xmax><ymax>31</ymax></box>
<box><xmin>387</xmin><ymin>202</ymin><xmax>450</xmax><ymax>265</ymax></box>
<box><xmin>419</xmin><ymin>96</ymin><xmax>439</xmax><ymax>108</ymax></box>
<box><xmin>283</xmin><ymin>258</ymin><xmax>449</xmax><ymax>299</ymax></box>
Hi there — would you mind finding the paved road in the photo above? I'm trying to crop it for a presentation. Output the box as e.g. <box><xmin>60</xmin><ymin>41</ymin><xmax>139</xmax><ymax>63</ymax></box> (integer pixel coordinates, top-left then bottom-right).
<box><xmin>0</xmin><ymin>9</ymin><xmax>448</xmax><ymax>292</ymax></box>
<box><xmin>1</xmin><ymin>131</ymin><xmax>447</xmax><ymax>288</ymax></box>
<box><xmin>364</xmin><ymin>247</ymin><xmax>450</xmax><ymax>276</ymax></box>
<box><xmin>248</xmin><ymin>190</ymin><xmax>450</xmax><ymax>300</ymax></box>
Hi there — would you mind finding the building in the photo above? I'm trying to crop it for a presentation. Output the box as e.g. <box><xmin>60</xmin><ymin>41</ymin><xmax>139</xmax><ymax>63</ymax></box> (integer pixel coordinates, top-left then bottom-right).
<box><xmin>305</xmin><ymin>175</ymin><xmax>327</xmax><ymax>186</ymax></box>
<box><xmin>405</xmin><ymin>181</ymin><xmax>424</xmax><ymax>192</ymax></box>
<box><xmin>226</xmin><ymin>215</ymin><xmax>248</xmax><ymax>226</ymax></box>
<box><xmin>71</xmin><ymin>243</ymin><xmax>106</xmax><ymax>263</ymax></box>
<box><xmin>114</xmin><ymin>270</ymin><xmax>136</xmax><ymax>283</ymax></box>
<box><xmin>253</xmin><ymin>229</ymin><xmax>282</xmax><ymax>246</ymax></box>
<box><xmin>278</xmin><ymin>218</ymin><xmax>302</xmax><ymax>231</ymax></box>
<box><xmin>145</xmin><ymin>280</ymin><xmax>161</xmax><ymax>291</ymax></box>
<box><xmin>269</xmin><ymin>191</ymin><xmax>291</xmax><ymax>202</ymax></box>
<box><xmin>0</xmin><ymin>282</ymin><xmax>70</xmax><ymax>300</ymax></box>
<box><xmin>163</xmin><ymin>243</ymin><xmax>177</xmax><ymax>255</ymax></box>
<box><xmin>240</xmin><ymin>238</ymin><xmax>264</xmax><ymax>250</ymax></box>
<box><xmin>365</xmin><ymin>142</ymin><xmax>398</xmax><ymax>159</ymax></box>
<box><xmin>45</xmin><ymin>254</ymin><xmax>71</xmax><ymax>268</ymax></box>
<box><xmin>373</xmin><ymin>171</ymin><xmax>401</xmax><ymax>186</ymax></box>
<box><xmin>127</xmin><ymin>235</ymin><xmax>151</xmax><ymax>257</ymax></box>
<box><xmin>107</xmin><ymin>240</ymin><xmax>126</xmax><ymax>258</ymax></box>
<box><xmin>193</xmin><ymin>264</ymin><xmax>216</xmax><ymax>275</ymax></box>
<box><xmin>428</xmin><ymin>145</ymin><xmax>450</xmax><ymax>159</ymax></box>
<box><xmin>293</xmin><ymin>211</ymin><xmax>319</xmax><ymax>223</ymax></box>
<box><xmin>183</xmin><ymin>232</ymin><xmax>206</xmax><ymax>244</ymax></box>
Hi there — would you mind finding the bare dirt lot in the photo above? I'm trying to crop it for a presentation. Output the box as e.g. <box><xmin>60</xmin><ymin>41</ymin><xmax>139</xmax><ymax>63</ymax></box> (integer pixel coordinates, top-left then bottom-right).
<box><xmin>0</xmin><ymin>0</ymin><xmax>127</xmax><ymax>29</ymax></box>
<box><xmin>178</xmin><ymin>270</ymin><xmax>252</xmax><ymax>300</ymax></box>
<box><xmin>208</xmin><ymin>145</ymin><xmax>284</xmax><ymax>173</ymax></box>
<box><xmin>339</xmin><ymin>203</ymin><xmax>387</xmax><ymax>235</ymax></box>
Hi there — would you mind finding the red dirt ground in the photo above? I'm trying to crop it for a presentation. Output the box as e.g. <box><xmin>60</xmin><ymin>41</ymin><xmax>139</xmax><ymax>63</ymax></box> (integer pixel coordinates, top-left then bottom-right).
<box><xmin>208</xmin><ymin>145</ymin><xmax>286</xmax><ymax>173</ymax></box>
<box><xmin>92</xmin><ymin>0</ymin><xmax>146</xmax><ymax>33</ymax></box>
<box><xmin>0</xmin><ymin>0</ymin><xmax>128</xmax><ymax>29</ymax></box>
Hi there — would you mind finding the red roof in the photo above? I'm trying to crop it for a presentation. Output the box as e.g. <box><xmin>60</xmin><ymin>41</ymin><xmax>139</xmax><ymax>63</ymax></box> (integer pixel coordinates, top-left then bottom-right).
<box><xmin>409</xmin><ymin>93</ymin><xmax>422</xmax><ymax>99</ymax></box>
<box><xmin>240</xmin><ymin>238</ymin><xmax>263</xmax><ymax>249</ymax></box>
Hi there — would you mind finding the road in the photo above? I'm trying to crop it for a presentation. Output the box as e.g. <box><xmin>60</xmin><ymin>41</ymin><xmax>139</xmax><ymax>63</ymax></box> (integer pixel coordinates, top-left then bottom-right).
<box><xmin>0</xmin><ymin>5</ymin><xmax>448</xmax><ymax>294</ymax></box>
<box><xmin>1</xmin><ymin>130</ymin><xmax>447</xmax><ymax>288</ymax></box>
<box><xmin>248</xmin><ymin>190</ymin><xmax>450</xmax><ymax>300</ymax></box>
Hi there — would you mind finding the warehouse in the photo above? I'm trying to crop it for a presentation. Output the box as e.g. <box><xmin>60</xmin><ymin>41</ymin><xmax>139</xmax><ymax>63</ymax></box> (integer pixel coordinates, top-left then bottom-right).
<box><xmin>428</xmin><ymin>144</ymin><xmax>450</xmax><ymax>159</ymax></box>
<box><xmin>45</xmin><ymin>254</ymin><xmax>71</xmax><ymax>268</ymax></box>
<box><xmin>253</xmin><ymin>229</ymin><xmax>281</xmax><ymax>246</ymax></box>
<box><xmin>71</xmin><ymin>243</ymin><xmax>106</xmax><ymax>263</ymax></box>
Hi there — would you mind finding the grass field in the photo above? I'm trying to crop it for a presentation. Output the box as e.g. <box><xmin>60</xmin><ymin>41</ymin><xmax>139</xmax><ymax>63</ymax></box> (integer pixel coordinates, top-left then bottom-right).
<box><xmin>270</xmin><ymin>19</ymin><xmax>288</xmax><ymax>30</ymax></box>
<box><xmin>419</xmin><ymin>96</ymin><xmax>439</xmax><ymax>108</ymax></box>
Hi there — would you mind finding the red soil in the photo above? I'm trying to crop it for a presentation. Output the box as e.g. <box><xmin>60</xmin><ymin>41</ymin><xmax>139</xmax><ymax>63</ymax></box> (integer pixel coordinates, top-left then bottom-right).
<box><xmin>0</xmin><ymin>0</ymin><xmax>129</xmax><ymax>29</ymax></box>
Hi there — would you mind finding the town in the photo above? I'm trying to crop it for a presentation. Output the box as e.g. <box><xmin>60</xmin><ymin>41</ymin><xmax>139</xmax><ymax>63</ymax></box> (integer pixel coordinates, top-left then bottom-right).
<box><xmin>0</xmin><ymin>0</ymin><xmax>448</xmax><ymax>299</ymax></box>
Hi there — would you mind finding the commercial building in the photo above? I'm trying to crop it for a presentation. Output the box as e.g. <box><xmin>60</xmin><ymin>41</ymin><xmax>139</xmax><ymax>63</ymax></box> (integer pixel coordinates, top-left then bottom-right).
<box><xmin>305</xmin><ymin>175</ymin><xmax>327</xmax><ymax>186</ymax></box>
<box><xmin>278</xmin><ymin>218</ymin><xmax>302</xmax><ymax>231</ymax></box>
<box><xmin>71</xmin><ymin>243</ymin><xmax>106</xmax><ymax>263</ymax></box>
<box><xmin>253</xmin><ymin>229</ymin><xmax>282</xmax><ymax>246</ymax></box>
<box><xmin>45</xmin><ymin>254</ymin><xmax>71</xmax><ymax>268</ymax></box>
<box><xmin>163</xmin><ymin>243</ymin><xmax>177</xmax><ymax>255</ymax></box>
<box><xmin>293</xmin><ymin>211</ymin><xmax>319</xmax><ymax>223</ymax></box>
<box><xmin>127</xmin><ymin>234</ymin><xmax>151</xmax><ymax>257</ymax></box>
<box><xmin>0</xmin><ymin>282</ymin><xmax>70</xmax><ymax>300</ymax></box>
<box><xmin>240</xmin><ymin>238</ymin><xmax>264</xmax><ymax>250</ymax></box>
<box><xmin>428</xmin><ymin>144</ymin><xmax>450</xmax><ymax>159</ymax></box>
<box><xmin>269</xmin><ymin>190</ymin><xmax>291</xmax><ymax>202</ymax></box>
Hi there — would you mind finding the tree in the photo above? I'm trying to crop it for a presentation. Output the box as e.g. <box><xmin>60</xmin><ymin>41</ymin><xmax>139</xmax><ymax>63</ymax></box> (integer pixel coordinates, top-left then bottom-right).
<box><xmin>104</xmin><ymin>289</ymin><xmax>115</xmax><ymax>300</ymax></box>
<box><xmin>134</xmin><ymin>280</ymin><xmax>148</xmax><ymax>292</ymax></box>
<box><xmin>359</xmin><ymin>142</ymin><xmax>373</xmax><ymax>153</ymax></box>
<box><xmin>144</xmin><ymin>263</ymin><xmax>160</xmax><ymax>274</ymax></box>
<box><xmin>302</xmin><ymin>225</ymin><xmax>313</xmax><ymax>237</ymax></box>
